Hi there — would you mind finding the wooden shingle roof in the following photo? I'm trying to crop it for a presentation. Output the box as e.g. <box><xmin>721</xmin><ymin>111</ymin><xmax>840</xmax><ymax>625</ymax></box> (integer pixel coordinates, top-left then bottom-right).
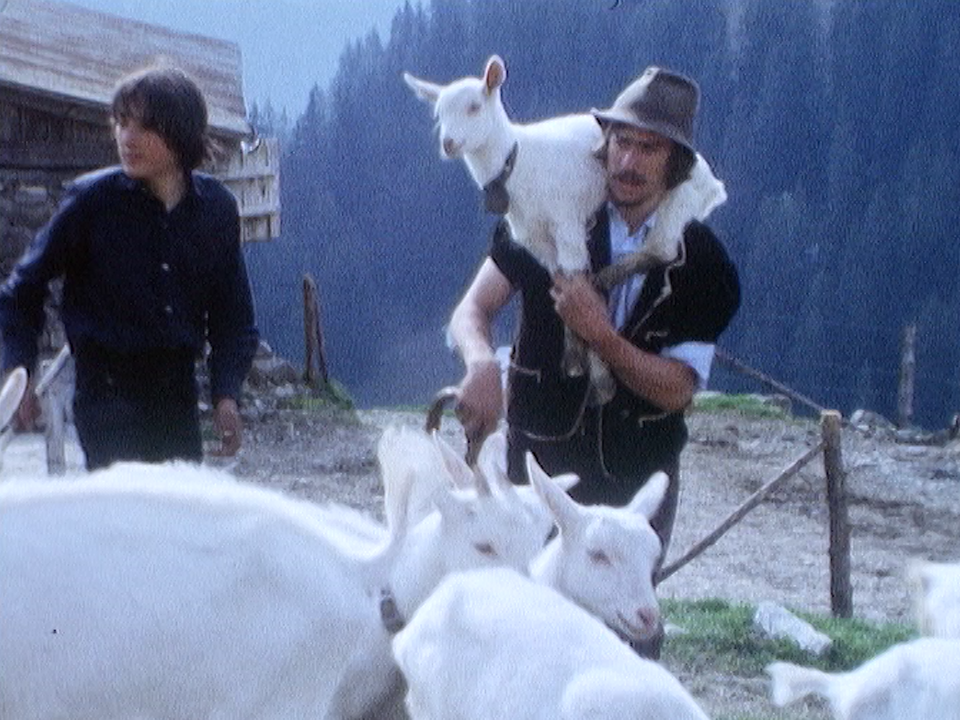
<box><xmin>0</xmin><ymin>0</ymin><xmax>250</xmax><ymax>137</ymax></box>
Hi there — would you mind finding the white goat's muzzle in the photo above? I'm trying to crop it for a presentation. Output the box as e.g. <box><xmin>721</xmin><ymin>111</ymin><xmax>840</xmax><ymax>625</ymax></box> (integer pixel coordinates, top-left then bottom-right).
<box><xmin>441</xmin><ymin>136</ymin><xmax>462</xmax><ymax>158</ymax></box>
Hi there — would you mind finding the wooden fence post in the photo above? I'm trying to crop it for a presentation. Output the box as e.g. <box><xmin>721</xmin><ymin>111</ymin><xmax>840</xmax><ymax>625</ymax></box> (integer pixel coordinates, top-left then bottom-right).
<box><xmin>898</xmin><ymin>323</ymin><xmax>916</xmax><ymax>429</ymax></box>
<box><xmin>302</xmin><ymin>273</ymin><xmax>329</xmax><ymax>392</ymax></box>
<box><xmin>822</xmin><ymin>410</ymin><xmax>852</xmax><ymax>618</ymax></box>
<box><xmin>35</xmin><ymin>345</ymin><xmax>72</xmax><ymax>476</ymax></box>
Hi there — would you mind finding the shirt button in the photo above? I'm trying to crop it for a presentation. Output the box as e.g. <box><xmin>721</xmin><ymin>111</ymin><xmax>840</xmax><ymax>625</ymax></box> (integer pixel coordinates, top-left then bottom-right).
<box><xmin>160</xmin><ymin>262</ymin><xmax>170</xmax><ymax>272</ymax></box>
<box><xmin>164</xmin><ymin>305</ymin><xmax>173</xmax><ymax>315</ymax></box>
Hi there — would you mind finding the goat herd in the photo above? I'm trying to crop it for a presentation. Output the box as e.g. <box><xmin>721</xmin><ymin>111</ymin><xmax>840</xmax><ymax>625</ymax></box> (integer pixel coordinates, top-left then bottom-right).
<box><xmin>0</xmin><ymin>360</ymin><xmax>959</xmax><ymax>720</ymax></box>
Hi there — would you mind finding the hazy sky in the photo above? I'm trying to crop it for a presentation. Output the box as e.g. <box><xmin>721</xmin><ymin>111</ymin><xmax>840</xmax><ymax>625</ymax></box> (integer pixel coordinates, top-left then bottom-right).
<box><xmin>64</xmin><ymin>0</ymin><xmax>410</xmax><ymax>115</ymax></box>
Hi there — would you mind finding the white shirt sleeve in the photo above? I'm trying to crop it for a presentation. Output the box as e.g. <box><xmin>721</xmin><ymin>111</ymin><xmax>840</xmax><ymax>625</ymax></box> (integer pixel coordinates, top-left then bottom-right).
<box><xmin>661</xmin><ymin>341</ymin><xmax>716</xmax><ymax>390</ymax></box>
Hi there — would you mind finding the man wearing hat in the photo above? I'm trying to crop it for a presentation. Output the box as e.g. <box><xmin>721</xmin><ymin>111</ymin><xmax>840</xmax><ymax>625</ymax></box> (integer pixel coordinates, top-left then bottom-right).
<box><xmin>446</xmin><ymin>67</ymin><xmax>740</xmax><ymax>656</ymax></box>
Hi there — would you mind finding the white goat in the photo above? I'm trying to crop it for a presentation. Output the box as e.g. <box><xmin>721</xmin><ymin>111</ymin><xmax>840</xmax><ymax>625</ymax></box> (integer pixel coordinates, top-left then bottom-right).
<box><xmin>0</xmin><ymin>425</ymin><xmax>548</xmax><ymax>720</ymax></box>
<box><xmin>524</xmin><ymin>452</ymin><xmax>666</xmax><ymax>640</ymax></box>
<box><xmin>392</xmin><ymin>454</ymin><xmax>679</xmax><ymax>719</ymax></box>
<box><xmin>393</xmin><ymin>567</ymin><xmax>709</xmax><ymax>720</ymax></box>
<box><xmin>403</xmin><ymin>55</ymin><xmax>726</xmax><ymax>400</ymax></box>
<box><xmin>427</xmin><ymin>437</ymin><xmax>660</xmax><ymax>637</ymax></box>
<box><xmin>910</xmin><ymin>558</ymin><xmax>960</xmax><ymax>638</ymax></box>
<box><xmin>766</xmin><ymin>638</ymin><xmax>960</xmax><ymax>720</ymax></box>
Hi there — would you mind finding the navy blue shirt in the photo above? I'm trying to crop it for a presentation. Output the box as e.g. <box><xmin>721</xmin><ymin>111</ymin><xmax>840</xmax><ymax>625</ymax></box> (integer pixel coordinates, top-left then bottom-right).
<box><xmin>0</xmin><ymin>167</ymin><xmax>259</xmax><ymax>402</ymax></box>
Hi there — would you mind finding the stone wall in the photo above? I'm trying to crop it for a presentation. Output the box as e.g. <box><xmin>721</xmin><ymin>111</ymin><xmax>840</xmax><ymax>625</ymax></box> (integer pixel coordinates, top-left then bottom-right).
<box><xmin>0</xmin><ymin>169</ymin><xmax>74</xmax><ymax>355</ymax></box>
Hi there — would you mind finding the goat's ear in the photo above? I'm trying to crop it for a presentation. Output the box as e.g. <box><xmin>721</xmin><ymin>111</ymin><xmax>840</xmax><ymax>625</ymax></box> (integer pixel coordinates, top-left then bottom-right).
<box><xmin>476</xmin><ymin>431</ymin><xmax>515</xmax><ymax>495</ymax></box>
<box><xmin>626</xmin><ymin>471</ymin><xmax>669</xmax><ymax>521</ymax></box>
<box><xmin>526</xmin><ymin>452</ymin><xmax>581</xmax><ymax>533</ymax></box>
<box><xmin>551</xmin><ymin>471</ymin><xmax>580</xmax><ymax>494</ymax></box>
<box><xmin>483</xmin><ymin>55</ymin><xmax>506</xmax><ymax>95</ymax></box>
<box><xmin>432</xmin><ymin>431</ymin><xmax>474</xmax><ymax>490</ymax></box>
<box><xmin>431</xmin><ymin>485</ymin><xmax>473</xmax><ymax>524</ymax></box>
<box><xmin>402</xmin><ymin>72</ymin><xmax>442</xmax><ymax>104</ymax></box>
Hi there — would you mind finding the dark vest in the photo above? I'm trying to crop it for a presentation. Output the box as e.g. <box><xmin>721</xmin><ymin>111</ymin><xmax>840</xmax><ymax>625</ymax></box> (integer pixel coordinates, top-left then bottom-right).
<box><xmin>500</xmin><ymin>208</ymin><xmax>740</xmax><ymax>483</ymax></box>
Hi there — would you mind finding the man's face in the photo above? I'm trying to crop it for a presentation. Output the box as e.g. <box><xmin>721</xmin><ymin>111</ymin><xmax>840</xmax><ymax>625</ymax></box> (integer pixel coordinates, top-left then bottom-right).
<box><xmin>113</xmin><ymin>114</ymin><xmax>180</xmax><ymax>184</ymax></box>
<box><xmin>605</xmin><ymin>126</ymin><xmax>671</xmax><ymax>210</ymax></box>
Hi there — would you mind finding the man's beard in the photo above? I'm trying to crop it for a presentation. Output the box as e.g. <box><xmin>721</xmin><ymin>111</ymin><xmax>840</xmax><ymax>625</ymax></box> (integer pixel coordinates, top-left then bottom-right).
<box><xmin>610</xmin><ymin>171</ymin><xmax>651</xmax><ymax>209</ymax></box>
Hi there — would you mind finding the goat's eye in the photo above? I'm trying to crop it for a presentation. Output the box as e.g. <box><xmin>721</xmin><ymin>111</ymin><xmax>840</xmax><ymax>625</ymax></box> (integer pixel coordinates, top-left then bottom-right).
<box><xmin>474</xmin><ymin>541</ymin><xmax>497</xmax><ymax>557</ymax></box>
<box><xmin>467</xmin><ymin>101</ymin><xmax>481</xmax><ymax>115</ymax></box>
<box><xmin>589</xmin><ymin>549</ymin><xmax>611</xmax><ymax>566</ymax></box>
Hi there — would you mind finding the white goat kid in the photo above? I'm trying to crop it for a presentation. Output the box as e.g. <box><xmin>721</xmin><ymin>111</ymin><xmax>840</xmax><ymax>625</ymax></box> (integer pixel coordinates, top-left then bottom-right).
<box><xmin>403</xmin><ymin>55</ymin><xmax>726</xmax><ymax>401</ymax></box>
<box><xmin>910</xmin><ymin>558</ymin><xmax>960</xmax><ymax>638</ymax></box>
<box><xmin>0</xmin><ymin>425</ymin><xmax>547</xmax><ymax>720</ymax></box>
<box><xmin>766</xmin><ymin>638</ymin><xmax>960</xmax><ymax>720</ymax></box>
<box><xmin>430</xmin><ymin>434</ymin><xmax>660</xmax><ymax>637</ymax></box>
<box><xmin>393</xmin><ymin>567</ymin><xmax>710</xmax><ymax>720</ymax></box>
<box><xmin>524</xmin><ymin>452</ymin><xmax>666</xmax><ymax>641</ymax></box>
<box><xmin>392</xmin><ymin>454</ymin><xmax>676</xmax><ymax>720</ymax></box>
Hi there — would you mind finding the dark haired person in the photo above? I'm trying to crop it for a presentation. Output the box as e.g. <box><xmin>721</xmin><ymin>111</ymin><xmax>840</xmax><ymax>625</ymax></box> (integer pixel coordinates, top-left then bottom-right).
<box><xmin>0</xmin><ymin>65</ymin><xmax>259</xmax><ymax>469</ymax></box>
<box><xmin>447</xmin><ymin>67</ymin><xmax>740</xmax><ymax>657</ymax></box>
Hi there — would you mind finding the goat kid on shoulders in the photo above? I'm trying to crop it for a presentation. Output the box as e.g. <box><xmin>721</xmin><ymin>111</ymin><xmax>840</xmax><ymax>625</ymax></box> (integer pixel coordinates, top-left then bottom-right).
<box><xmin>403</xmin><ymin>54</ymin><xmax>726</xmax><ymax>403</ymax></box>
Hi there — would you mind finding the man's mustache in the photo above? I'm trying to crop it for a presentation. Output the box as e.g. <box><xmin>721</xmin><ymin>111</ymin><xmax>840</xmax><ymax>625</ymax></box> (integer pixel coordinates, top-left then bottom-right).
<box><xmin>612</xmin><ymin>171</ymin><xmax>646</xmax><ymax>186</ymax></box>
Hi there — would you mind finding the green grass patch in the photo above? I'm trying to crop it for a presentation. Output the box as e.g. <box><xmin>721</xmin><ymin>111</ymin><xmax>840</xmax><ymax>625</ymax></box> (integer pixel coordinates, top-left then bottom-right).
<box><xmin>691</xmin><ymin>392</ymin><xmax>793</xmax><ymax>419</ymax></box>
<box><xmin>662</xmin><ymin>598</ymin><xmax>916</xmax><ymax>678</ymax></box>
<box><xmin>280</xmin><ymin>378</ymin><xmax>356</xmax><ymax>412</ymax></box>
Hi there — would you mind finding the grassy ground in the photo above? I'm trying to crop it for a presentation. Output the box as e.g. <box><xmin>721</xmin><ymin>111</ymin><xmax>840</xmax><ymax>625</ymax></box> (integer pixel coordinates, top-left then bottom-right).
<box><xmin>660</xmin><ymin>598</ymin><xmax>917</xmax><ymax>719</ymax></box>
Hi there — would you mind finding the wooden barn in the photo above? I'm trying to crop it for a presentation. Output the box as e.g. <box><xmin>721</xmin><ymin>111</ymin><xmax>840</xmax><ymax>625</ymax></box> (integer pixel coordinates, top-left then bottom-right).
<box><xmin>0</xmin><ymin>0</ymin><xmax>280</xmax><ymax>286</ymax></box>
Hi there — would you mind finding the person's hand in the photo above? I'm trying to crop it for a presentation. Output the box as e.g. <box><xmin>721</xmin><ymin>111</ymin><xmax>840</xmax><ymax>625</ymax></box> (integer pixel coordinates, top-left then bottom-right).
<box><xmin>455</xmin><ymin>357</ymin><xmax>503</xmax><ymax>448</ymax></box>
<box><xmin>550</xmin><ymin>272</ymin><xmax>615</xmax><ymax>347</ymax></box>
<box><xmin>13</xmin><ymin>379</ymin><xmax>40</xmax><ymax>433</ymax></box>
<box><xmin>211</xmin><ymin>397</ymin><xmax>243</xmax><ymax>457</ymax></box>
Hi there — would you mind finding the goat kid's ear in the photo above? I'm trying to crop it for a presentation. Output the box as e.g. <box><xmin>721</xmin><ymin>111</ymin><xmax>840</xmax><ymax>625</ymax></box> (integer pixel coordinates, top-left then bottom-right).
<box><xmin>432</xmin><ymin>431</ymin><xmax>474</xmax><ymax>491</ymax></box>
<box><xmin>526</xmin><ymin>452</ymin><xmax>581</xmax><ymax>534</ymax></box>
<box><xmin>483</xmin><ymin>55</ymin><xmax>506</xmax><ymax>95</ymax></box>
<box><xmin>476</xmin><ymin>429</ymin><xmax>507</xmax><ymax>478</ymax></box>
<box><xmin>402</xmin><ymin>72</ymin><xmax>442</xmax><ymax>104</ymax></box>
<box><xmin>476</xmin><ymin>431</ymin><xmax>516</xmax><ymax>496</ymax></box>
<box><xmin>627</xmin><ymin>471</ymin><xmax>669</xmax><ymax>521</ymax></box>
<box><xmin>430</xmin><ymin>485</ymin><xmax>473</xmax><ymax>524</ymax></box>
<box><xmin>551</xmin><ymin>471</ymin><xmax>580</xmax><ymax>494</ymax></box>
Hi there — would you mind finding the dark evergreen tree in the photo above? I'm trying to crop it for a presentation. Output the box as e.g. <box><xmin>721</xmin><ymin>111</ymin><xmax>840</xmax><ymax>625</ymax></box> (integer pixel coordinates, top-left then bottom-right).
<box><xmin>243</xmin><ymin>0</ymin><xmax>960</xmax><ymax>425</ymax></box>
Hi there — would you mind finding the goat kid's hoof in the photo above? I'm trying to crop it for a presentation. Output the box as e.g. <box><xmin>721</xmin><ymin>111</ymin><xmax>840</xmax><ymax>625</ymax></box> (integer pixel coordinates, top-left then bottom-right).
<box><xmin>562</xmin><ymin>349</ymin><xmax>587</xmax><ymax>378</ymax></box>
<box><xmin>588</xmin><ymin>376</ymin><xmax>616</xmax><ymax>406</ymax></box>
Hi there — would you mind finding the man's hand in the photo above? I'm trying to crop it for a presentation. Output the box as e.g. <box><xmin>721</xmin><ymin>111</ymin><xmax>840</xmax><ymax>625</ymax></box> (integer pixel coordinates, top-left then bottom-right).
<box><xmin>455</xmin><ymin>357</ymin><xmax>503</xmax><ymax>447</ymax></box>
<box><xmin>13</xmin><ymin>379</ymin><xmax>40</xmax><ymax>433</ymax></box>
<box><xmin>549</xmin><ymin>272</ymin><xmax>615</xmax><ymax>348</ymax></box>
<box><xmin>211</xmin><ymin>397</ymin><xmax>243</xmax><ymax>457</ymax></box>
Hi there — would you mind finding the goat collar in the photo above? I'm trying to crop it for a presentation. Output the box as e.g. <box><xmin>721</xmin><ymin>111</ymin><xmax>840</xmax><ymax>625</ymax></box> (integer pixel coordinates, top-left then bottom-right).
<box><xmin>379</xmin><ymin>586</ymin><xmax>406</xmax><ymax>634</ymax></box>
<box><xmin>483</xmin><ymin>142</ymin><xmax>519</xmax><ymax>215</ymax></box>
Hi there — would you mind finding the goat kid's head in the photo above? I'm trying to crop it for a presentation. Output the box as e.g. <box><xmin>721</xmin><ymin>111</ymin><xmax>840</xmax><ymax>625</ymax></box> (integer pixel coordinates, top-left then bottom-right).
<box><xmin>428</xmin><ymin>429</ymin><xmax>549</xmax><ymax>572</ymax></box>
<box><xmin>403</xmin><ymin>55</ymin><xmax>508</xmax><ymax>160</ymax></box>
<box><xmin>526</xmin><ymin>452</ymin><xmax>666</xmax><ymax>644</ymax></box>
